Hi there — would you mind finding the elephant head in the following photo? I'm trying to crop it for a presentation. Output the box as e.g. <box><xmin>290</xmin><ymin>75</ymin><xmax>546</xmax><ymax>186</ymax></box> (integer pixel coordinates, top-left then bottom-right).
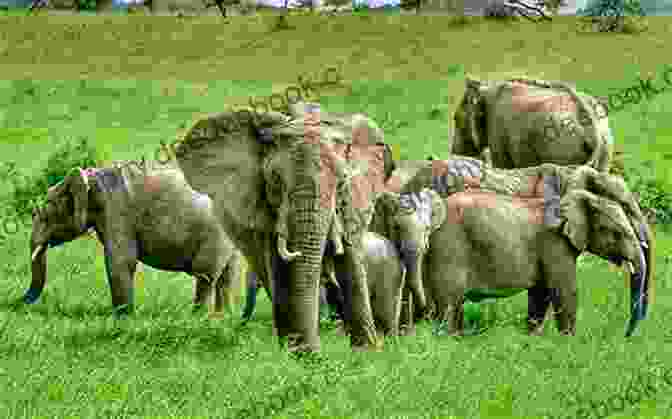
<box><xmin>27</xmin><ymin>167</ymin><xmax>93</xmax><ymax>304</ymax></box>
<box><xmin>173</xmin><ymin>103</ymin><xmax>395</xmax><ymax>352</ymax></box>
<box><xmin>548</xmin><ymin>167</ymin><xmax>654</xmax><ymax>336</ymax></box>
<box><xmin>371</xmin><ymin>188</ymin><xmax>446</xmax><ymax>317</ymax></box>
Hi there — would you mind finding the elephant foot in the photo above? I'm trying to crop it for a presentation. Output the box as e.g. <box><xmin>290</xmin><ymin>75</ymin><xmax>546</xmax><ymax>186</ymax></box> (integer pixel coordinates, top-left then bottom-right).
<box><xmin>334</xmin><ymin>320</ymin><xmax>348</xmax><ymax>336</ymax></box>
<box><xmin>287</xmin><ymin>340</ymin><xmax>321</xmax><ymax>353</ymax></box>
<box><xmin>527</xmin><ymin>326</ymin><xmax>544</xmax><ymax>336</ymax></box>
<box><xmin>432</xmin><ymin>320</ymin><xmax>461</xmax><ymax>337</ymax></box>
<box><xmin>113</xmin><ymin>304</ymin><xmax>134</xmax><ymax>317</ymax></box>
<box><xmin>352</xmin><ymin>341</ymin><xmax>384</xmax><ymax>352</ymax></box>
<box><xmin>400</xmin><ymin>324</ymin><xmax>416</xmax><ymax>336</ymax></box>
<box><xmin>208</xmin><ymin>311</ymin><xmax>226</xmax><ymax>320</ymax></box>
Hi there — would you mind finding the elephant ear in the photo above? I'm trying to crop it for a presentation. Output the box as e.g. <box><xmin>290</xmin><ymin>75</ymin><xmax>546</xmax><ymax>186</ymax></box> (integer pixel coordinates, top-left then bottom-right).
<box><xmin>65</xmin><ymin>167</ymin><xmax>91</xmax><ymax>232</ymax></box>
<box><xmin>554</xmin><ymin>189</ymin><xmax>599</xmax><ymax>252</ymax></box>
<box><xmin>566</xmin><ymin>166</ymin><xmax>643</xmax><ymax>221</ymax></box>
<box><xmin>370</xmin><ymin>191</ymin><xmax>397</xmax><ymax>237</ymax></box>
<box><xmin>428</xmin><ymin>189</ymin><xmax>447</xmax><ymax>233</ymax></box>
<box><xmin>173</xmin><ymin>109</ymin><xmax>280</xmax><ymax>250</ymax></box>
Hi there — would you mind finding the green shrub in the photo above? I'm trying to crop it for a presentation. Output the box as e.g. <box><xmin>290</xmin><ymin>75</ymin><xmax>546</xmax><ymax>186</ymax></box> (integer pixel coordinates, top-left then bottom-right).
<box><xmin>577</xmin><ymin>0</ymin><xmax>648</xmax><ymax>33</ymax></box>
<box><xmin>623</xmin><ymin>160</ymin><xmax>672</xmax><ymax>225</ymax></box>
<box><xmin>76</xmin><ymin>0</ymin><xmax>97</xmax><ymax>10</ymax></box>
<box><xmin>7</xmin><ymin>136</ymin><xmax>102</xmax><ymax>218</ymax></box>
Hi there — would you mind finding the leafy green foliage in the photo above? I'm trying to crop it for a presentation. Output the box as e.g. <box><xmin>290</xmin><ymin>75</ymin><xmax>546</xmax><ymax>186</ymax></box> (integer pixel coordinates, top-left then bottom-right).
<box><xmin>75</xmin><ymin>0</ymin><xmax>96</xmax><ymax>10</ymax></box>
<box><xmin>623</xmin><ymin>160</ymin><xmax>672</xmax><ymax>225</ymax></box>
<box><xmin>5</xmin><ymin>136</ymin><xmax>103</xmax><ymax>218</ymax></box>
<box><xmin>577</xmin><ymin>0</ymin><xmax>648</xmax><ymax>33</ymax></box>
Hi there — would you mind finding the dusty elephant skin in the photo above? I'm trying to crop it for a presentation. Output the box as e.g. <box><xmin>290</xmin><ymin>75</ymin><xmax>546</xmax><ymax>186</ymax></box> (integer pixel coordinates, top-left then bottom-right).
<box><xmin>241</xmin><ymin>231</ymin><xmax>406</xmax><ymax>337</ymax></box>
<box><xmin>370</xmin><ymin>184</ymin><xmax>448</xmax><ymax>332</ymax></box>
<box><xmin>394</xmin><ymin>158</ymin><xmax>654</xmax><ymax>337</ymax></box>
<box><xmin>27</xmin><ymin>160</ymin><xmax>242</xmax><ymax>315</ymax></box>
<box><xmin>451</xmin><ymin>76</ymin><xmax>612</xmax><ymax>172</ymax></box>
<box><xmin>173</xmin><ymin>102</ymin><xmax>396</xmax><ymax>352</ymax></box>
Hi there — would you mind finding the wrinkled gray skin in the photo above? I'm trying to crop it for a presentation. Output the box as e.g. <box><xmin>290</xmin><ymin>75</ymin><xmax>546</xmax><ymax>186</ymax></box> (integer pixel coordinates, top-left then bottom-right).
<box><xmin>369</xmin><ymin>185</ymin><xmax>447</xmax><ymax>334</ymax></box>
<box><xmin>243</xmin><ymin>231</ymin><xmax>407</xmax><ymax>336</ymax></box>
<box><xmin>27</xmin><ymin>160</ymin><xmax>242</xmax><ymax>315</ymax></box>
<box><xmin>401</xmin><ymin>160</ymin><xmax>653</xmax><ymax>337</ymax></box>
<box><xmin>175</xmin><ymin>104</ymin><xmax>395</xmax><ymax>352</ymax></box>
<box><xmin>451</xmin><ymin>76</ymin><xmax>612</xmax><ymax>172</ymax></box>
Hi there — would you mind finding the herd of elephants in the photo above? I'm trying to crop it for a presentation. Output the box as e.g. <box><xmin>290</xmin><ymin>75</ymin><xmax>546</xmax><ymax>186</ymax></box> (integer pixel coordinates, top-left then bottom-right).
<box><xmin>25</xmin><ymin>76</ymin><xmax>653</xmax><ymax>353</ymax></box>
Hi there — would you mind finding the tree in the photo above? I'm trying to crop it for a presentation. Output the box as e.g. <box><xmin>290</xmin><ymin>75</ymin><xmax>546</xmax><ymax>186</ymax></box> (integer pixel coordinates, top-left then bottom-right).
<box><xmin>577</xmin><ymin>0</ymin><xmax>647</xmax><ymax>32</ymax></box>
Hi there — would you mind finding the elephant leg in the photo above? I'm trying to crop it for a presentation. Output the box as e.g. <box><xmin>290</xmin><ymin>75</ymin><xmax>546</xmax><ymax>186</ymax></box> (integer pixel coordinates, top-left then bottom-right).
<box><xmin>550</xmin><ymin>286</ymin><xmax>577</xmax><ymax>336</ymax></box>
<box><xmin>527</xmin><ymin>281</ymin><xmax>552</xmax><ymax>335</ymax></box>
<box><xmin>318</xmin><ymin>284</ymin><xmax>329</xmax><ymax>321</ymax></box>
<box><xmin>375</xmin><ymin>277</ymin><xmax>404</xmax><ymax>337</ymax></box>
<box><xmin>431</xmin><ymin>264</ymin><xmax>466</xmax><ymax>336</ymax></box>
<box><xmin>324</xmin><ymin>280</ymin><xmax>345</xmax><ymax>321</ymax></box>
<box><xmin>334</xmin><ymin>240</ymin><xmax>378</xmax><ymax>350</ymax></box>
<box><xmin>435</xmin><ymin>296</ymin><xmax>464</xmax><ymax>336</ymax></box>
<box><xmin>422</xmin><ymin>253</ymin><xmax>438</xmax><ymax>320</ymax></box>
<box><xmin>103</xmin><ymin>240</ymin><xmax>138</xmax><ymax>316</ymax></box>
<box><xmin>241</xmin><ymin>271</ymin><xmax>259</xmax><ymax>321</ymax></box>
<box><xmin>193</xmin><ymin>274</ymin><xmax>214</xmax><ymax>313</ymax></box>
<box><xmin>398</xmin><ymin>244</ymin><xmax>427</xmax><ymax>319</ymax></box>
<box><xmin>399</xmin><ymin>286</ymin><xmax>415</xmax><ymax>336</ymax></box>
<box><xmin>213</xmin><ymin>262</ymin><xmax>237</xmax><ymax>315</ymax></box>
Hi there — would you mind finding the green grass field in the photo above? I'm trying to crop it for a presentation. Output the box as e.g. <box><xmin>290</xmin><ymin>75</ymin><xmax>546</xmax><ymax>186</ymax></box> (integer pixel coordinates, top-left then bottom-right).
<box><xmin>1</xmin><ymin>13</ymin><xmax>672</xmax><ymax>419</ymax></box>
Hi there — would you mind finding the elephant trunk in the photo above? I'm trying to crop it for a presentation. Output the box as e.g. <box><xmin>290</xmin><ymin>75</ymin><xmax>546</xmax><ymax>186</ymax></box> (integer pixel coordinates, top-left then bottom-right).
<box><xmin>283</xmin><ymin>142</ymin><xmax>330</xmax><ymax>352</ymax></box>
<box><xmin>625</xmin><ymin>222</ymin><xmax>653</xmax><ymax>337</ymax></box>
<box><xmin>26</xmin><ymin>240</ymin><xmax>47</xmax><ymax>304</ymax></box>
<box><xmin>398</xmin><ymin>241</ymin><xmax>427</xmax><ymax>315</ymax></box>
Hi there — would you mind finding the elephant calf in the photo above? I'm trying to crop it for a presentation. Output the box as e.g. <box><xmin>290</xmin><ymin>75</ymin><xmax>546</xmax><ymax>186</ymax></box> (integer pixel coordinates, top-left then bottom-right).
<box><xmin>27</xmin><ymin>160</ymin><xmax>242</xmax><ymax>315</ymax></box>
<box><xmin>241</xmin><ymin>231</ymin><xmax>407</xmax><ymax>337</ymax></box>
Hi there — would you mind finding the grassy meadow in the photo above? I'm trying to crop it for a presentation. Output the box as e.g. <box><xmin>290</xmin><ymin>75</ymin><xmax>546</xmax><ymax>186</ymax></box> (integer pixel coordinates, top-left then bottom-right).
<box><xmin>0</xmin><ymin>13</ymin><xmax>672</xmax><ymax>419</ymax></box>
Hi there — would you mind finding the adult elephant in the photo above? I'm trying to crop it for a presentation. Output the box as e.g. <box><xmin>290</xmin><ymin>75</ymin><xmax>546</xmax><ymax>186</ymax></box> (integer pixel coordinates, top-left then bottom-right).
<box><xmin>396</xmin><ymin>157</ymin><xmax>654</xmax><ymax>337</ymax></box>
<box><xmin>451</xmin><ymin>76</ymin><xmax>613</xmax><ymax>172</ymax></box>
<box><xmin>26</xmin><ymin>160</ymin><xmax>244</xmax><ymax>315</ymax></box>
<box><xmin>172</xmin><ymin>102</ymin><xmax>396</xmax><ymax>352</ymax></box>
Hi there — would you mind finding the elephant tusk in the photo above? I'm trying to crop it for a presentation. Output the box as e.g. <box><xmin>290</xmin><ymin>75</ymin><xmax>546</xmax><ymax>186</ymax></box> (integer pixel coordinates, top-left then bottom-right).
<box><xmin>624</xmin><ymin>261</ymin><xmax>635</xmax><ymax>275</ymax></box>
<box><xmin>278</xmin><ymin>237</ymin><xmax>302</xmax><ymax>261</ymax></box>
<box><xmin>31</xmin><ymin>245</ymin><xmax>44</xmax><ymax>262</ymax></box>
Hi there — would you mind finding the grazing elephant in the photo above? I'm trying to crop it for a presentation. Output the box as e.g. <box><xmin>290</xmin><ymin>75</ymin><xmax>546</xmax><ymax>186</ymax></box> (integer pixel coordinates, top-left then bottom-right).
<box><xmin>173</xmin><ymin>102</ymin><xmax>396</xmax><ymax>352</ymax></box>
<box><xmin>396</xmin><ymin>157</ymin><xmax>654</xmax><ymax>337</ymax></box>
<box><xmin>451</xmin><ymin>76</ymin><xmax>613</xmax><ymax>172</ymax></box>
<box><xmin>27</xmin><ymin>160</ymin><xmax>243</xmax><ymax>315</ymax></box>
<box><xmin>241</xmin><ymin>231</ymin><xmax>407</xmax><ymax>336</ymax></box>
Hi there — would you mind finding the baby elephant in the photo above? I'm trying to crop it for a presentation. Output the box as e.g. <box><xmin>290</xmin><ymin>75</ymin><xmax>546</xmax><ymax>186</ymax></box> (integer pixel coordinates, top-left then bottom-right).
<box><xmin>28</xmin><ymin>159</ymin><xmax>241</xmax><ymax>315</ymax></box>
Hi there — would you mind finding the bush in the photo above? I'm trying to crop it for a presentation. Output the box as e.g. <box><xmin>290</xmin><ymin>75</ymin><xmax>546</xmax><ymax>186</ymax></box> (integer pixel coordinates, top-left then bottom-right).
<box><xmin>577</xmin><ymin>0</ymin><xmax>648</xmax><ymax>33</ymax></box>
<box><xmin>623</xmin><ymin>160</ymin><xmax>672</xmax><ymax>225</ymax></box>
<box><xmin>7</xmin><ymin>136</ymin><xmax>102</xmax><ymax>218</ymax></box>
<box><xmin>484</xmin><ymin>0</ymin><xmax>517</xmax><ymax>19</ymax></box>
